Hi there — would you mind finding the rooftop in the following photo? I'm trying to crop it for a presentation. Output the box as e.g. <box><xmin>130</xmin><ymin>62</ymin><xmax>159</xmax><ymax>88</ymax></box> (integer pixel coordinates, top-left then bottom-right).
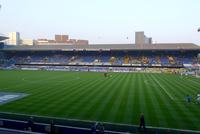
<box><xmin>0</xmin><ymin>34</ymin><xmax>9</xmax><ymax>41</ymax></box>
<box><xmin>2</xmin><ymin>43</ymin><xmax>200</xmax><ymax>51</ymax></box>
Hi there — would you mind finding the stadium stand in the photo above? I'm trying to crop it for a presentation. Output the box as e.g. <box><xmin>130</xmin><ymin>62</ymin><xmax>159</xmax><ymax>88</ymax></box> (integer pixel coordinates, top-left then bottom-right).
<box><xmin>0</xmin><ymin>43</ymin><xmax>199</xmax><ymax>76</ymax></box>
<box><xmin>1</xmin><ymin>50</ymin><xmax>199</xmax><ymax>68</ymax></box>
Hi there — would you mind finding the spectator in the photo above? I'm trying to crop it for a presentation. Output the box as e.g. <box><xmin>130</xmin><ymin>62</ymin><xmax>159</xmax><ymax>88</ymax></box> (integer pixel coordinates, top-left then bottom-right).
<box><xmin>139</xmin><ymin>114</ymin><xmax>146</xmax><ymax>130</ymax></box>
<box><xmin>27</xmin><ymin>116</ymin><xmax>34</xmax><ymax>131</ymax></box>
<box><xmin>91</xmin><ymin>122</ymin><xmax>98</xmax><ymax>134</ymax></box>
<box><xmin>27</xmin><ymin>127</ymin><xmax>32</xmax><ymax>132</ymax></box>
<box><xmin>98</xmin><ymin>123</ymin><xmax>104</xmax><ymax>134</ymax></box>
<box><xmin>49</xmin><ymin>120</ymin><xmax>56</xmax><ymax>134</ymax></box>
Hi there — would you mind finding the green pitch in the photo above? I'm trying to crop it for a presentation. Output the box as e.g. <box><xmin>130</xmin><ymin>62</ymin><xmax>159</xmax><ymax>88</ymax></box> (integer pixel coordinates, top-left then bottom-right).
<box><xmin>0</xmin><ymin>70</ymin><xmax>200</xmax><ymax>131</ymax></box>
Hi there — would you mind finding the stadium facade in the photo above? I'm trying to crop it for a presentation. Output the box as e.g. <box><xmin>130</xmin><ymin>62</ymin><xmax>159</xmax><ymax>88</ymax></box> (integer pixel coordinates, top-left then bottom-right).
<box><xmin>0</xmin><ymin>42</ymin><xmax>200</xmax><ymax>72</ymax></box>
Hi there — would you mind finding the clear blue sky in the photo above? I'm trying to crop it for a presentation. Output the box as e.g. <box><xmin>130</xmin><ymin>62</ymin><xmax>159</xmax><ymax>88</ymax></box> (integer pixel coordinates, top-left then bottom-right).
<box><xmin>0</xmin><ymin>0</ymin><xmax>200</xmax><ymax>44</ymax></box>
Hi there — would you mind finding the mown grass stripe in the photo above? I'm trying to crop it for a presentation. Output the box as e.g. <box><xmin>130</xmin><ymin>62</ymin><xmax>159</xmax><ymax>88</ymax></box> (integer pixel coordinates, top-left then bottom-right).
<box><xmin>0</xmin><ymin>71</ymin><xmax>200</xmax><ymax>131</ymax></box>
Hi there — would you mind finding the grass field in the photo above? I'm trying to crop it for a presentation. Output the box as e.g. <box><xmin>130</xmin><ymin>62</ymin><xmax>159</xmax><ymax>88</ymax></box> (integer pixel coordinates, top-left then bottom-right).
<box><xmin>0</xmin><ymin>70</ymin><xmax>200</xmax><ymax>131</ymax></box>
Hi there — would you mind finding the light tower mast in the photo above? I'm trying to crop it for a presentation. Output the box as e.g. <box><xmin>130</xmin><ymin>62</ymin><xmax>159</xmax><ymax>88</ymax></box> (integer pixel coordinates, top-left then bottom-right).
<box><xmin>197</xmin><ymin>27</ymin><xmax>200</xmax><ymax>77</ymax></box>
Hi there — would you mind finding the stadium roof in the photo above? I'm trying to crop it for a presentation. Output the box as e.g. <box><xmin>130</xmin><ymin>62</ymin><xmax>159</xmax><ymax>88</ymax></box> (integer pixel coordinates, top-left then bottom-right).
<box><xmin>0</xmin><ymin>34</ymin><xmax>8</xmax><ymax>41</ymax></box>
<box><xmin>2</xmin><ymin>43</ymin><xmax>200</xmax><ymax>51</ymax></box>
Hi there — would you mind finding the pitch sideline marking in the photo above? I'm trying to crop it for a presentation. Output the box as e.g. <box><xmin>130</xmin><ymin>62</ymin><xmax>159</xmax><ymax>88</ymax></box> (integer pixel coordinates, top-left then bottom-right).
<box><xmin>151</xmin><ymin>75</ymin><xmax>174</xmax><ymax>100</ymax></box>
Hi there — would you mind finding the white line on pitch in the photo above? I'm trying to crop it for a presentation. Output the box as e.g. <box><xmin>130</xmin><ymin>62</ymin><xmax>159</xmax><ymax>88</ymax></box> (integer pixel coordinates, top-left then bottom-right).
<box><xmin>151</xmin><ymin>75</ymin><xmax>174</xmax><ymax>100</ymax></box>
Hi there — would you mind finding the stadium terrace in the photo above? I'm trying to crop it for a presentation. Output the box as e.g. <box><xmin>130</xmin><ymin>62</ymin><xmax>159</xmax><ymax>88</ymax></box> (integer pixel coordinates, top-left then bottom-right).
<box><xmin>1</xmin><ymin>42</ymin><xmax>200</xmax><ymax>69</ymax></box>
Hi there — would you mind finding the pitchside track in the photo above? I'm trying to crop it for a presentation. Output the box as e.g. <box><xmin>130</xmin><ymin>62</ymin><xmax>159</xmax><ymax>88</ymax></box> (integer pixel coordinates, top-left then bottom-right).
<box><xmin>0</xmin><ymin>70</ymin><xmax>200</xmax><ymax>131</ymax></box>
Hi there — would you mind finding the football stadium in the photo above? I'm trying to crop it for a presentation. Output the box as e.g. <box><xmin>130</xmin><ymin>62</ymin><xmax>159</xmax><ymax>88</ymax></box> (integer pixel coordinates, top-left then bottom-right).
<box><xmin>0</xmin><ymin>32</ymin><xmax>200</xmax><ymax>134</ymax></box>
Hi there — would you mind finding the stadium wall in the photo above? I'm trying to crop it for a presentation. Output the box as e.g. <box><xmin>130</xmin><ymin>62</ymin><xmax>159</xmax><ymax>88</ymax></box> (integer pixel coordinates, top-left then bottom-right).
<box><xmin>0</xmin><ymin>112</ymin><xmax>199</xmax><ymax>134</ymax></box>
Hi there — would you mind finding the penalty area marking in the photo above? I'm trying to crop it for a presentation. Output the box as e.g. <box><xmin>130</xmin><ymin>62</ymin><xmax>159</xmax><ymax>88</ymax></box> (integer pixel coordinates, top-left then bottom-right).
<box><xmin>0</xmin><ymin>92</ymin><xmax>29</xmax><ymax>105</ymax></box>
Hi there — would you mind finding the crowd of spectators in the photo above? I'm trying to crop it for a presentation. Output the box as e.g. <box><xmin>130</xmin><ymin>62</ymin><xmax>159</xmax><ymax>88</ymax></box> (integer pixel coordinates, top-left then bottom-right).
<box><xmin>0</xmin><ymin>51</ymin><xmax>198</xmax><ymax>67</ymax></box>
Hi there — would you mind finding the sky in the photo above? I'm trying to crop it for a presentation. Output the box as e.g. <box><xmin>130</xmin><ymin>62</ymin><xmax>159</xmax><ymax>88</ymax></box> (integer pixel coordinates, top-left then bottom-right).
<box><xmin>0</xmin><ymin>0</ymin><xmax>200</xmax><ymax>44</ymax></box>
